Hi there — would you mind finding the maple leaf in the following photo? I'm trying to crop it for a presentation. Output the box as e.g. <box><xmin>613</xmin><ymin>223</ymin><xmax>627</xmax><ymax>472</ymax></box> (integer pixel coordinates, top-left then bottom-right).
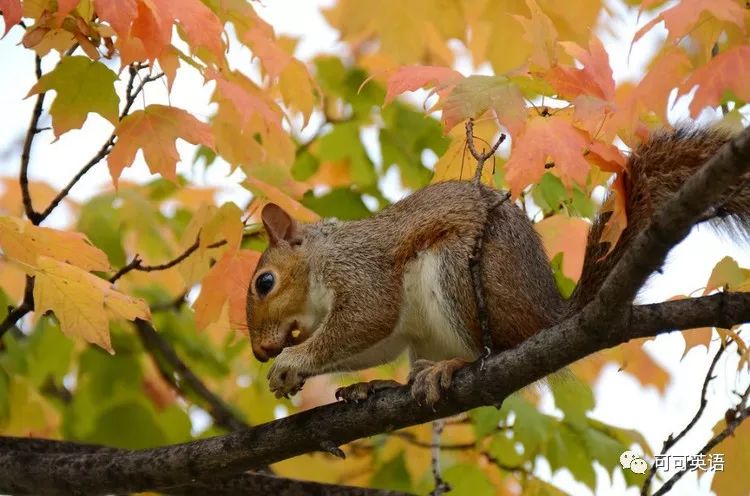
<box><xmin>243</xmin><ymin>176</ymin><xmax>320</xmax><ymax>223</ymax></box>
<box><xmin>634</xmin><ymin>0</ymin><xmax>746</xmax><ymax>45</ymax></box>
<box><xmin>682</xmin><ymin>45</ymin><xmax>750</xmax><ymax>118</ymax></box>
<box><xmin>93</xmin><ymin>0</ymin><xmax>137</xmax><ymax>37</ymax></box>
<box><xmin>53</xmin><ymin>0</ymin><xmax>80</xmax><ymax>22</ymax></box>
<box><xmin>0</xmin><ymin>0</ymin><xmax>21</xmax><ymax>36</ymax></box>
<box><xmin>27</xmin><ymin>56</ymin><xmax>119</xmax><ymax>137</ymax></box>
<box><xmin>208</xmin><ymin>69</ymin><xmax>282</xmax><ymax>129</ymax></box>
<box><xmin>279</xmin><ymin>59</ymin><xmax>316</xmax><ymax>126</ymax></box>
<box><xmin>0</xmin><ymin>216</ymin><xmax>111</xmax><ymax>271</ymax></box>
<box><xmin>703</xmin><ymin>256</ymin><xmax>750</xmax><ymax>294</ymax></box>
<box><xmin>711</xmin><ymin>419</ymin><xmax>750</xmax><ymax>496</ymax></box>
<box><xmin>177</xmin><ymin>202</ymin><xmax>243</xmax><ymax>286</ymax></box>
<box><xmin>193</xmin><ymin>249</ymin><xmax>259</xmax><ymax>330</ymax></box>
<box><xmin>384</xmin><ymin>65</ymin><xmax>463</xmax><ymax>104</ymax></box>
<box><xmin>513</xmin><ymin>0</ymin><xmax>559</xmax><ymax>71</ymax></box>
<box><xmin>243</xmin><ymin>26</ymin><xmax>293</xmax><ymax>79</ymax></box>
<box><xmin>32</xmin><ymin>256</ymin><xmax>150</xmax><ymax>353</ymax></box>
<box><xmin>441</xmin><ymin>75</ymin><xmax>527</xmax><ymax>135</ymax></box>
<box><xmin>535</xmin><ymin>215</ymin><xmax>589</xmax><ymax>281</ymax></box>
<box><xmin>0</xmin><ymin>178</ymin><xmax>66</xmax><ymax>217</ymax></box>
<box><xmin>545</xmin><ymin>38</ymin><xmax>615</xmax><ymax>101</ymax></box>
<box><xmin>505</xmin><ymin>116</ymin><xmax>591</xmax><ymax>195</ymax></box>
<box><xmin>107</xmin><ymin>104</ymin><xmax>215</xmax><ymax>186</ymax></box>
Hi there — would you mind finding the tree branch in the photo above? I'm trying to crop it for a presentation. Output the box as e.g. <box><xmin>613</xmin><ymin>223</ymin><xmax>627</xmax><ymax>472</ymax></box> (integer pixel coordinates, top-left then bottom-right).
<box><xmin>641</xmin><ymin>341</ymin><xmax>729</xmax><ymax>495</ymax></box>
<box><xmin>34</xmin><ymin>68</ymin><xmax>164</xmax><ymax>224</ymax></box>
<box><xmin>0</xmin><ymin>437</ymin><xmax>409</xmax><ymax>496</ymax></box>
<box><xmin>652</xmin><ymin>384</ymin><xmax>750</xmax><ymax>496</ymax></box>
<box><xmin>20</xmin><ymin>55</ymin><xmax>45</xmax><ymax>224</ymax></box>
<box><xmin>133</xmin><ymin>319</ymin><xmax>248</xmax><ymax>433</ymax></box>
<box><xmin>0</xmin><ymin>275</ymin><xmax>34</xmax><ymax>342</ymax></box>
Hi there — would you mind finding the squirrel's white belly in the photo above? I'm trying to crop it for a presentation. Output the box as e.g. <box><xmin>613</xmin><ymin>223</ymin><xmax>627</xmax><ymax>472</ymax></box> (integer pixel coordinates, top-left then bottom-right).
<box><xmin>395</xmin><ymin>251</ymin><xmax>478</xmax><ymax>362</ymax></box>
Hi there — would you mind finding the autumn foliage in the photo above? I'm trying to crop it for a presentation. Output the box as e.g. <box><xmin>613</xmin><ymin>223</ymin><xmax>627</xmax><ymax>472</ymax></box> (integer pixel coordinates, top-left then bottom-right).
<box><xmin>0</xmin><ymin>0</ymin><xmax>749</xmax><ymax>494</ymax></box>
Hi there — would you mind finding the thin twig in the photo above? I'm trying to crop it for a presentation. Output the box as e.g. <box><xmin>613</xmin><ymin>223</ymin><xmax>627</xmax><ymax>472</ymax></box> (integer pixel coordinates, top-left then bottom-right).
<box><xmin>110</xmin><ymin>237</ymin><xmax>226</xmax><ymax>283</ymax></box>
<box><xmin>0</xmin><ymin>276</ymin><xmax>35</xmax><ymax>343</ymax></box>
<box><xmin>429</xmin><ymin>420</ymin><xmax>450</xmax><ymax>496</ymax></box>
<box><xmin>133</xmin><ymin>319</ymin><xmax>249</xmax><ymax>433</ymax></box>
<box><xmin>465</xmin><ymin>118</ymin><xmax>508</xmax><ymax>357</ymax></box>
<box><xmin>20</xmin><ymin>56</ymin><xmax>46</xmax><ymax>224</ymax></box>
<box><xmin>34</xmin><ymin>69</ymin><xmax>164</xmax><ymax>225</ymax></box>
<box><xmin>652</xmin><ymin>383</ymin><xmax>750</xmax><ymax>496</ymax></box>
<box><xmin>641</xmin><ymin>342</ymin><xmax>728</xmax><ymax>495</ymax></box>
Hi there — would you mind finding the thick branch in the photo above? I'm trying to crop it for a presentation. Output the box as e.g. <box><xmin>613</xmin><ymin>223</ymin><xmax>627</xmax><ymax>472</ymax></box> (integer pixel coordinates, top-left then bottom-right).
<box><xmin>2</xmin><ymin>292</ymin><xmax>750</xmax><ymax>495</ymax></box>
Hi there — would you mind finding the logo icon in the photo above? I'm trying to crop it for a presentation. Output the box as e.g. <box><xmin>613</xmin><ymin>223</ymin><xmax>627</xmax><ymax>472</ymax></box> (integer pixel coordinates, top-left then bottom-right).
<box><xmin>620</xmin><ymin>450</ymin><xmax>648</xmax><ymax>474</ymax></box>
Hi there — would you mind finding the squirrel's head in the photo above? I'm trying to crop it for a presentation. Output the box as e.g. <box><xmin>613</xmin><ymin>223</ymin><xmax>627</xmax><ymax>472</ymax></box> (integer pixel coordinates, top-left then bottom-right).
<box><xmin>246</xmin><ymin>203</ymin><xmax>311</xmax><ymax>362</ymax></box>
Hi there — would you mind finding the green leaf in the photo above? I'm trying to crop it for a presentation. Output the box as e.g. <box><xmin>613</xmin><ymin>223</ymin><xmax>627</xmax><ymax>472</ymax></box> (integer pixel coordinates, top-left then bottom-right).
<box><xmin>28</xmin><ymin>56</ymin><xmax>120</xmax><ymax>136</ymax></box>
<box><xmin>314</xmin><ymin>57</ymin><xmax>385</xmax><ymax>120</ymax></box>
<box><xmin>502</xmin><ymin>395</ymin><xmax>552</xmax><ymax>457</ymax></box>
<box><xmin>371</xmin><ymin>451</ymin><xmax>412</xmax><ymax>493</ymax></box>
<box><xmin>545</xmin><ymin>424</ymin><xmax>596</xmax><ymax>489</ymax></box>
<box><xmin>380</xmin><ymin>103</ymin><xmax>449</xmax><ymax>189</ymax></box>
<box><xmin>550</xmin><ymin>253</ymin><xmax>576</xmax><ymax>299</ymax></box>
<box><xmin>26</xmin><ymin>317</ymin><xmax>74</xmax><ymax>388</ymax></box>
<box><xmin>318</xmin><ymin>122</ymin><xmax>376</xmax><ymax>188</ymax></box>
<box><xmin>82</xmin><ymin>401</ymin><xmax>168</xmax><ymax>449</ymax></box>
<box><xmin>302</xmin><ymin>188</ymin><xmax>372</xmax><ymax>220</ymax></box>
<box><xmin>77</xmin><ymin>195</ymin><xmax>126</xmax><ymax>267</ymax></box>
<box><xmin>443</xmin><ymin>463</ymin><xmax>496</xmax><ymax>496</ymax></box>
<box><xmin>488</xmin><ymin>432</ymin><xmax>524</xmax><ymax>467</ymax></box>
<box><xmin>550</xmin><ymin>377</ymin><xmax>594</xmax><ymax>428</ymax></box>
<box><xmin>471</xmin><ymin>406</ymin><xmax>504</xmax><ymax>438</ymax></box>
<box><xmin>532</xmin><ymin>173</ymin><xmax>567</xmax><ymax>214</ymax></box>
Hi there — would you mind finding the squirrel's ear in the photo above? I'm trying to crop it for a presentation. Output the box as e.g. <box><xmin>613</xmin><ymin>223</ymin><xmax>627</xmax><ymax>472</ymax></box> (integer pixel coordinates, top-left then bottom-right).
<box><xmin>261</xmin><ymin>203</ymin><xmax>299</xmax><ymax>246</ymax></box>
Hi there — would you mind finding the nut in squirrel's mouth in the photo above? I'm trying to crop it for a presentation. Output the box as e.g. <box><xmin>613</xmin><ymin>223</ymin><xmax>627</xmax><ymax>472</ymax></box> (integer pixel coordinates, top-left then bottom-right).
<box><xmin>283</xmin><ymin>320</ymin><xmax>309</xmax><ymax>347</ymax></box>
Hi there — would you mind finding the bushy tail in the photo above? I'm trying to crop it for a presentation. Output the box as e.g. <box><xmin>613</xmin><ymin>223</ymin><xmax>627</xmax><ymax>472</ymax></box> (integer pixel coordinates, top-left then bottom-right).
<box><xmin>569</xmin><ymin>127</ymin><xmax>749</xmax><ymax>313</ymax></box>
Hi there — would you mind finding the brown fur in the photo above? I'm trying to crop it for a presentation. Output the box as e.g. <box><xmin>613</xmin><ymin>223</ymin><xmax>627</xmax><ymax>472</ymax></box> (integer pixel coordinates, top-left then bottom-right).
<box><xmin>247</xmin><ymin>126</ymin><xmax>745</xmax><ymax>397</ymax></box>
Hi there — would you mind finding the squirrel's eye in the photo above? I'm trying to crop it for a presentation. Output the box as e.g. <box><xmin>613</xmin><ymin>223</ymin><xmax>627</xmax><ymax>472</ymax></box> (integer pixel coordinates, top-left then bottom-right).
<box><xmin>255</xmin><ymin>272</ymin><xmax>275</xmax><ymax>296</ymax></box>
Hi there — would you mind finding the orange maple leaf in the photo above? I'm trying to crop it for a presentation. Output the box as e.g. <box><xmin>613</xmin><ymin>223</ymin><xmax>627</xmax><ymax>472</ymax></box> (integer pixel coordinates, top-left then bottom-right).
<box><xmin>108</xmin><ymin>104</ymin><xmax>215</xmax><ymax>186</ymax></box>
<box><xmin>535</xmin><ymin>215</ymin><xmax>589</xmax><ymax>281</ymax></box>
<box><xmin>193</xmin><ymin>249</ymin><xmax>260</xmax><ymax>331</ymax></box>
<box><xmin>682</xmin><ymin>45</ymin><xmax>750</xmax><ymax>117</ymax></box>
<box><xmin>384</xmin><ymin>65</ymin><xmax>463</xmax><ymax>105</ymax></box>
<box><xmin>505</xmin><ymin>116</ymin><xmax>591</xmax><ymax>195</ymax></box>
<box><xmin>93</xmin><ymin>0</ymin><xmax>137</xmax><ymax>37</ymax></box>
<box><xmin>545</xmin><ymin>37</ymin><xmax>615</xmax><ymax>101</ymax></box>
<box><xmin>512</xmin><ymin>0</ymin><xmax>559</xmax><ymax>71</ymax></box>
<box><xmin>634</xmin><ymin>0</ymin><xmax>746</xmax><ymax>44</ymax></box>
<box><xmin>0</xmin><ymin>0</ymin><xmax>21</xmax><ymax>36</ymax></box>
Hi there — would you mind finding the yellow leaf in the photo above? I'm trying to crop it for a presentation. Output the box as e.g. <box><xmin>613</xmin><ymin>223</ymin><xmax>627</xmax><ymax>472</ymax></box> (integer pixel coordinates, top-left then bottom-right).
<box><xmin>0</xmin><ymin>216</ymin><xmax>110</xmax><ymax>271</ymax></box>
<box><xmin>32</xmin><ymin>256</ymin><xmax>150</xmax><ymax>353</ymax></box>
<box><xmin>243</xmin><ymin>176</ymin><xmax>320</xmax><ymax>223</ymax></box>
<box><xmin>710</xmin><ymin>419</ymin><xmax>750</xmax><ymax>496</ymax></box>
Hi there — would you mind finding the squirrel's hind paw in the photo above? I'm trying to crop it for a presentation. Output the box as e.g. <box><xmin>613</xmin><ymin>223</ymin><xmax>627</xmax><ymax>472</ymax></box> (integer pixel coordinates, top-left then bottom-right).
<box><xmin>335</xmin><ymin>379</ymin><xmax>401</xmax><ymax>403</ymax></box>
<box><xmin>408</xmin><ymin>358</ymin><xmax>469</xmax><ymax>407</ymax></box>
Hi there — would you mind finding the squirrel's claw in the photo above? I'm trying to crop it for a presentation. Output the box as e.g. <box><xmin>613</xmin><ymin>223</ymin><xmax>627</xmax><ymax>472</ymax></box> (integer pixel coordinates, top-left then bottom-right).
<box><xmin>408</xmin><ymin>358</ymin><xmax>469</xmax><ymax>407</ymax></box>
<box><xmin>335</xmin><ymin>379</ymin><xmax>401</xmax><ymax>403</ymax></box>
<box><xmin>267</xmin><ymin>349</ymin><xmax>307</xmax><ymax>397</ymax></box>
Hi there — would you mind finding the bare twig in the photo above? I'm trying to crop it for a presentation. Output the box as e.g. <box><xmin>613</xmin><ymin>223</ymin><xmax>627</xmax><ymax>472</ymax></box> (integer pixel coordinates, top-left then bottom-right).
<box><xmin>110</xmin><ymin>237</ymin><xmax>226</xmax><ymax>283</ymax></box>
<box><xmin>652</xmin><ymin>383</ymin><xmax>750</xmax><ymax>496</ymax></box>
<box><xmin>35</xmin><ymin>69</ymin><xmax>164</xmax><ymax>224</ymax></box>
<box><xmin>429</xmin><ymin>420</ymin><xmax>450</xmax><ymax>496</ymax></box>
<box><xmin>465</xmin><ymin>118</ymin><xmax>505</xmax><ymax>185</ymax></box>
<box><xmin>641</xmin><ymin>342</ymin><xmax>728</xmax><ymax>495</ymax></box>
<box><xmin>465</xmin><ymin>118</ymin><xmax>509</xmax><ymax>357</ymax></box>
<box><xmin>133</xmin><ymin>319</ymin><xmax>248</xmax><ymax>433</ymax></box>
<box><xmin>20</xmin><ymin>56</ymin><xmax>46</xmax><ymax>224</ymax></box>
<box><xmin>0</xmin><ymin>276</ymin><xmax>34</xmax><ymax>342</ymax></box>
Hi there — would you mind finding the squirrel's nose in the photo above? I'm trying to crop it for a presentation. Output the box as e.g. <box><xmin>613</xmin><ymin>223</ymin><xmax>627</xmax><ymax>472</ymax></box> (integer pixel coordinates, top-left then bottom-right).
<box><xmin>253</xmin><ymin>342</ymin><xmax>282</xmax><ymax>362</ymax></box>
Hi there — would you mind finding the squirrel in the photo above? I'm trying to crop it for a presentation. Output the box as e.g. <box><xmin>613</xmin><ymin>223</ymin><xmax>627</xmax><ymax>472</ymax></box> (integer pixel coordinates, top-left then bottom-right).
<box><xmin>245</xmin><ymin>127</ymin><xmax>743</xmax><ymax>405</ymax></box>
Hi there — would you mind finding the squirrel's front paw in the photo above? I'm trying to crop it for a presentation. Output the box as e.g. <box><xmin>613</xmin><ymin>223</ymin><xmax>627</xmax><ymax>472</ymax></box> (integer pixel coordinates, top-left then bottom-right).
<box><xmin>267</xmin><ymin>349</ymin><xmax>307</xmax><ymax>398</ymax></box>
<box><xmin>408</xmin><ymin>358</ymin><xmax>469</xmax><ymax>407</ymax></box>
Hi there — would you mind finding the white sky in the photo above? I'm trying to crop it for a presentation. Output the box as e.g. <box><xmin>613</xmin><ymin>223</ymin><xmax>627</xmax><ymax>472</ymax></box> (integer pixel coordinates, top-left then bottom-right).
<box><xmin>0</xmin><ymin>1</ymin><xmax>748</xmax><ymax>495</ymax></box>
